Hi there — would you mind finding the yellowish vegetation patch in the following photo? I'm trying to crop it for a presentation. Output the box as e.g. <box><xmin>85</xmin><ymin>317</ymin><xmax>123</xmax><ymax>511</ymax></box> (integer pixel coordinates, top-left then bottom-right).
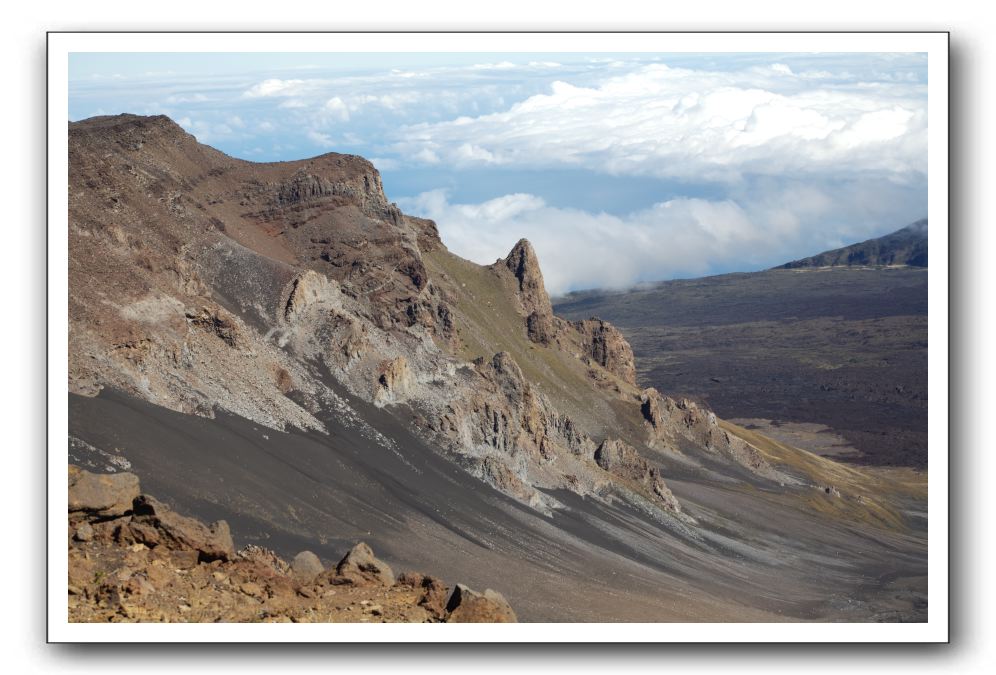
<box><xmin>721</xmin><ymin>419</ymin><xmax>927</xmax><ymax>532</ymax></box>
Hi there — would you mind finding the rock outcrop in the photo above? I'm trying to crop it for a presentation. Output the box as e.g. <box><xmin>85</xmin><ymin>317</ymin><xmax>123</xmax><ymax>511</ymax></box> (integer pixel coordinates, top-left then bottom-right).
<box><xmin>375</xmin><ymin>356</ymin><xmax>414</xmax><ymax>405</ymax></box>
<box><xmin>594</xmin><ymin>439</ymin><xmax>682</xmax><ymax>513</ymax></box>
<box><xmin>573</xmin><ymin>318</ymin><xmax>637</xmax><ymax>385</ymax></box>
<box><xmin>502</xmin><ymin>239</ymin><xmax>553</xmax><ymax>319</ymax></box>
<box><xmin>493</xmin><ymin>239</ymin><xmax>560</xmax><ymax>345</ymax></box>
<box><xmin>68</xmin><ymin>465</ymin><xmax>140</xmax><ymax>518</ymax></box>
<box><xmin>640</xmin><ymin>388</ymin><xmax>776</xmax><ymax>478</ymax></box>
<box><xmin>432</xmin><ymin>350</ymin><xmax>611</xmax><ymax>504</ymax></box>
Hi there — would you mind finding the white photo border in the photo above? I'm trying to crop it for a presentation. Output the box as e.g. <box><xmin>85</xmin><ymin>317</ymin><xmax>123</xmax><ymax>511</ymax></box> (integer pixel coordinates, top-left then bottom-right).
<box><xmin>47</xmin><ymin>31</ymin><xmax>949</xmax><ymax>643</ymax></box>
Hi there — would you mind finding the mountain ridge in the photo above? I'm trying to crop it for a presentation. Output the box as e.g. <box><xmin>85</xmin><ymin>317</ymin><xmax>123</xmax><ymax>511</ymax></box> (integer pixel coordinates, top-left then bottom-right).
<box><xmin>775</xmin><ymin>219</ymin><xmax>928</xmax><ymax>269</ymax></box>
<box><xmin>67</xmin><ymin>113</ymin><xmax>928</xmax><ymax>622</ymax></box>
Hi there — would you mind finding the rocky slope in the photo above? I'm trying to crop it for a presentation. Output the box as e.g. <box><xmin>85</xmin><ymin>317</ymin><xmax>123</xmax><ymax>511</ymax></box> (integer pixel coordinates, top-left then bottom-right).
<box><xmin>67</xmin><ymin>114</ymin><xmax>928</xmax><ymax>622</ymax></box>
<box><xmin>68</xmin><ymin>467</ymin><xmax>515</xmax><ymax>623</ymax></box>
<box><xmin>776</xmin><ymin>219</ymin><xmax>928</xmax><ymax>269</ymax></box>
<box><xmin>67</xmin><ymin>113</ymin><xmax>712</xmax><ymax>516</ymax></box>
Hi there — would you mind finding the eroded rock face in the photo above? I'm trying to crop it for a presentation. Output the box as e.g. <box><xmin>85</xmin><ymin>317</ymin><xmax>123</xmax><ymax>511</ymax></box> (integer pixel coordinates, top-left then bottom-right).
<box><xmin>433</xmin><ymin>350</ymin><xmax>602</xmax><ymax>502</ymax></box>
<box><xmin>375</xmin><ymin>356</ymin><xmax>413</xmax><ymax>405</ymax></box>
<box><xmin>283</xmin><ymin>270</ymin><xmax>339</xmax><ymax>323</ymax></box>
<box><xmin>595</xmin><ymin>438</ymin><xmax>650</xmax><ymax>482</ymax></box>
<box><xmin>573</xmin><ymin>319</ymin><xmax>637</xmax><ymax>385</ymax></box>
<box><xmin>185</xmin><ymin>307</ymin><xmax>241</xmax><ymax>348</ymax></box>
<box><xmin>445</xmin><ymin>583</ymin><xmax>517</xmax><ymax>623</ymax></box>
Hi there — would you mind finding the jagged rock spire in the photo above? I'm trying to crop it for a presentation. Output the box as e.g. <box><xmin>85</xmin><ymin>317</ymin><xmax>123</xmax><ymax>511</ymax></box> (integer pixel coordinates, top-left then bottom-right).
<box><xmin>503</xmin><ymin>239</ymin><xmax>552</xmax><ymax>315</ymax></box>
<box><xmin>499</xmin><ymin>239</ymin><xmax>558</xmax><ymax>344</ymax></box>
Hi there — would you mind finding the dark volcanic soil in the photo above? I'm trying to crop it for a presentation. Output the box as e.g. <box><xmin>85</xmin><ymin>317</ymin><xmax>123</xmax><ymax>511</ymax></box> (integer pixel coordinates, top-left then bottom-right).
<box><xmin>70</xmin><ymin>389</ymin><xmax>926</xmax><ymax>622</ymax></box>
<box><xmin>554</xmin><ymin>267</ymin><xmax>928</xmax><ymax>468</ymax></box>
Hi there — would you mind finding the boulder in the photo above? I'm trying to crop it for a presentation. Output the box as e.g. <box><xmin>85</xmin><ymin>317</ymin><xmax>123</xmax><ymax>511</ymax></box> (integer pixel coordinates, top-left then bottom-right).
<box><xmin>395</xmin><ymin>571</ymin><xmax>425</xmax><ymax>587</ymax></box>
<box><xmin>445</xmin><ymin>583</ymin><xmax>517</xmax><ymax>623</ymax></box>
<box><xmin>416</xmin><ymin>576</ymin><xmax>450</xmax><ymax>620</ymax></box>
<box><xmin>128</xmin><ymin>495</ymin><xmax>234</xmax><ymax>561</ymax></box>
<box><xmin>68</xmin><ymin>466</ymin><xmax>140</xmax><ymax>519</ymax></box>
<box><xmin>74</xmin><ymin>522</ymin><xmax>95</xmax><ymax>542</ymax></box>
<box><xmin>335</xmin><ymin>542</ymin><xmax>395</xmax><ymax>587</ymax></box>
<box><xmin>290</xmin><ymin>550</ymin><xmax>324</xmax><ymax>583</ymax></box>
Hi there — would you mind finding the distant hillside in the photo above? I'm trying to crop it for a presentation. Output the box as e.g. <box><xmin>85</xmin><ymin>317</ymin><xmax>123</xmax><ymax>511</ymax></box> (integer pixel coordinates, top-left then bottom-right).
<box><xmin>776</xmin><ymin>219</ymin><xmax>928</xmax><ymax>269</ymax></box>
<box><xmin>554</xmin><ymin>267</ymin><xmax>928</xmax><ymax>468</ymax></box>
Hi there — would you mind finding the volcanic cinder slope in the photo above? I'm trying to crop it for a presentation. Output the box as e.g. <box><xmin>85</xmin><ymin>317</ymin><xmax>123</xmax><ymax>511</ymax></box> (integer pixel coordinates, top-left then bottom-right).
<box><xmin>555</xmin><ymin>231</ymin><xmax>928</xmax><ymax>468</ymax></box>
<box><xmin>67</xmin><ymin>114</ymin><xmax>927</xmax><ymax>622</ymax></box>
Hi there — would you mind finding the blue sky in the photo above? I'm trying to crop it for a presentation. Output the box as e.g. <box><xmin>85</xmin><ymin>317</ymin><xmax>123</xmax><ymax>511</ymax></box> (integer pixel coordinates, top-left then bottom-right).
<box><xmin>69</xmin><ymin>52</ymin><xmax>928</xmax><ymax>293</ymax></box>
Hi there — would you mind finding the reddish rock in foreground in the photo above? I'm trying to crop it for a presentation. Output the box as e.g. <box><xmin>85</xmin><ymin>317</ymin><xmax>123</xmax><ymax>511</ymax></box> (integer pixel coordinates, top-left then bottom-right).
<box><xmin>67</xmin><ymin>466</ymin><xmax>516</xmax><ymax>623</ymax></box>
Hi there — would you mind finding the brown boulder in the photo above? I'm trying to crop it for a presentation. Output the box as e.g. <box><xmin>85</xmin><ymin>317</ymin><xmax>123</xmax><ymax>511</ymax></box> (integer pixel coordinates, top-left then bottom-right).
<box><xmin>290</xmin><ymin>550</ymin><xmax>324</xmax><ymax>583</ymax></box>
<box><xmin>334</xmin><ymin>542</ymin><xmax>395</xmax><ymax>587</ymax></box>
<box><xmin>445</xmin><ymin>583</ymin><xmax>517</xmax><ymax>623</ymax></box>
<box><xmin>398</xmin><ymin>573</ymin><xmax>450</xmax><ymax>619</ymax></box>
<box><xmin>128</xmin><ymin>495</ymin><xmax>234</xmax><ymax>561</ymax></box>
<box><xmin>417</xmin><ymin>576</ymin><xmax>451</xmax><ymax>620</ymax></box>
<box><xmin>68</xmin><ymin>466</ymin><xmax>140</xmax><ymax>519</ymax></box>
<box><xmin>73</xmin><ymin>522</ymin><xmax>95</xmax><ymax>542</ymax></box>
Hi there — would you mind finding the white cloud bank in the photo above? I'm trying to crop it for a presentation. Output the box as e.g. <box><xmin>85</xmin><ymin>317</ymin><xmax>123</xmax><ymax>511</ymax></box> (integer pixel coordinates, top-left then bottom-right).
<box><xmin>392</xmin><ymin>62</ymin><xmax>927</xmax><ymax>182</ymax></box>
<box><xmin>399</xmin><ymin>184</ymin><xmax>922</xmax><ymax>295</ymax></box>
